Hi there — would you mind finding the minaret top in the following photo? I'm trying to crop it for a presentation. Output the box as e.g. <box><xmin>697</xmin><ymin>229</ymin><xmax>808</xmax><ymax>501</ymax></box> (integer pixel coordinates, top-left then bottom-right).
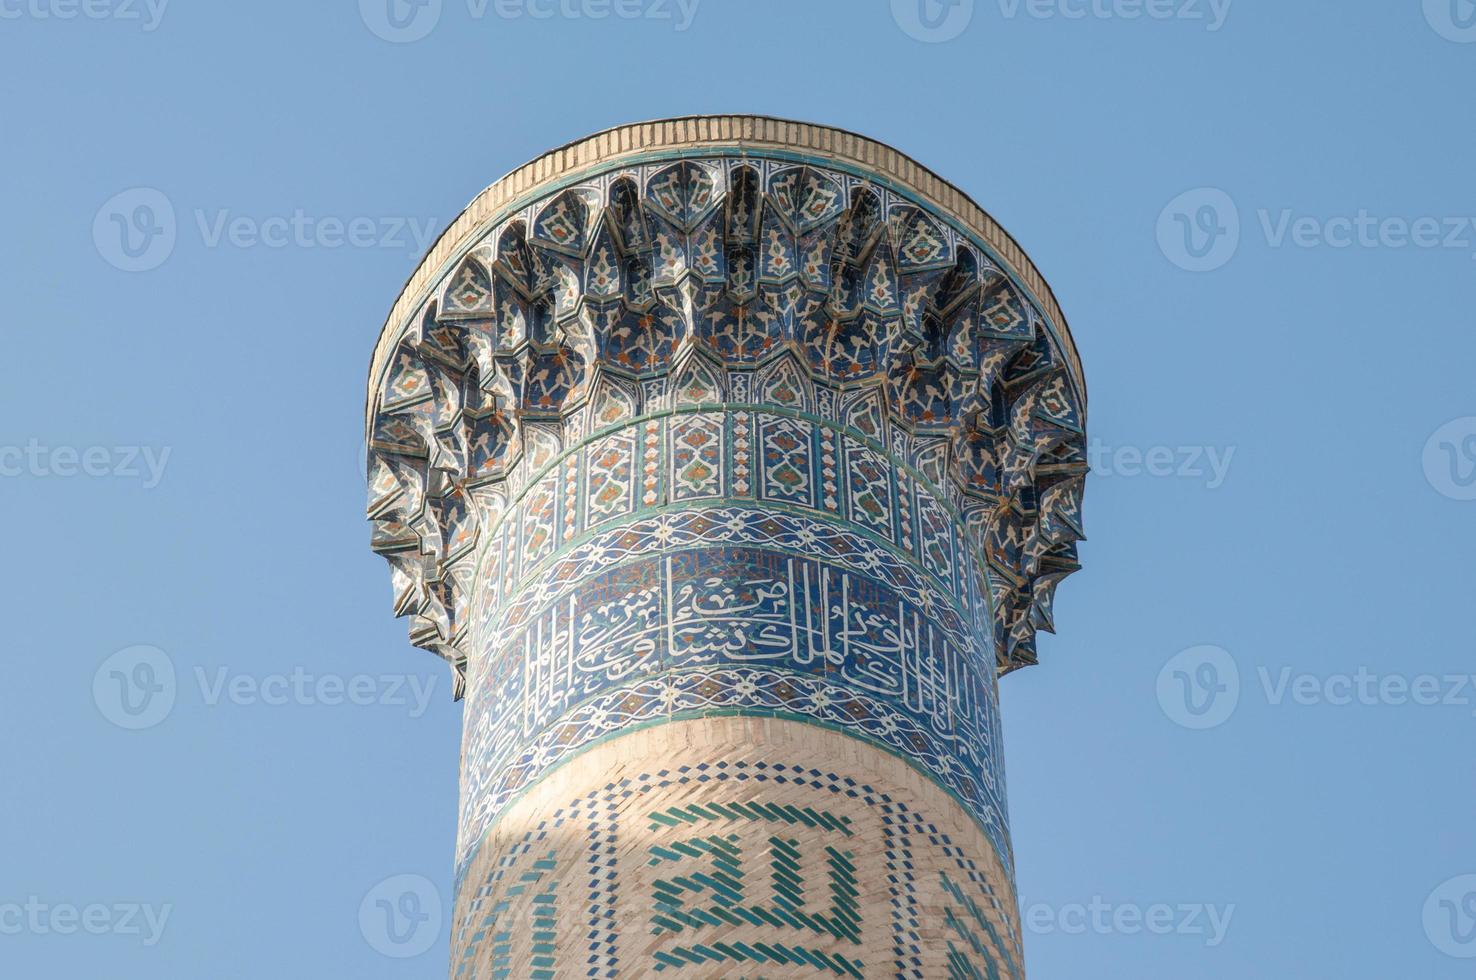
<box><xmin>367</xmin><ymin>115</ymin><xmax>1084</xmax><ymax>423</ymax></box>
<box><xmin>365</xmin><ymin>116</ymin><xmax>1088</xmax><ymax>688</ymax></box>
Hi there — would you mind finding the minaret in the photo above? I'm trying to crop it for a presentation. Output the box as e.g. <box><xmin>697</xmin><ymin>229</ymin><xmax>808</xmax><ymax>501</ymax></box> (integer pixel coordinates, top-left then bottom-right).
<box><xmin>363</xmin><ymin>117</ymin><xmax>1087</xmax><ymax>978</ymax></box>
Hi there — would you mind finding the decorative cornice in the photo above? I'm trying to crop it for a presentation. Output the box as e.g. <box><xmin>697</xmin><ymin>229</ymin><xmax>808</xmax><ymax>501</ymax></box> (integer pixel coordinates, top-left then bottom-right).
<box><xmin>367</xmin><ymin>116</ymin><xmax>1084</xmax><ymax>426</ymax></box>
<box><xmin>365</xmin><ymin>118</ymin><xmax>1087</xmax><ymax>692</ymax></box>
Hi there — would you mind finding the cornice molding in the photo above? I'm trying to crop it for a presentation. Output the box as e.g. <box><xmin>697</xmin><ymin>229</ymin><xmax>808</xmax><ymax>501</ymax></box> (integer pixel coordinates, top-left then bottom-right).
<box><xmin>367</xmin><ymin>115</ymin><xmax>1084</xmax><ymax>431</ymax></box>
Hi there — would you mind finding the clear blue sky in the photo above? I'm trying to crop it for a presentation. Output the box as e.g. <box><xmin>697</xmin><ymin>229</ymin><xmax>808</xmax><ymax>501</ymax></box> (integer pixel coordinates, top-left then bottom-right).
<box><xmin>2</xmin><ymin>2</ymin><xmax>1473</xmax><ymax>977</ymax></box>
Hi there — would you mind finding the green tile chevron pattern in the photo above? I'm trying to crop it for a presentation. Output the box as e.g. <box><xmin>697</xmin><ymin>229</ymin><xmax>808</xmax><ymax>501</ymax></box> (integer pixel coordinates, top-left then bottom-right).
<box><xmin>483</xmin><ymin>853</ymin><xmax>559</xmax><ymax>980</ymax></box>
<box><xmin>647</xmin><ymin>801</ymin><xmax>855</xmax><ymax>836</ymax></box>
<box><xmin>941</xmin><ymin>872</ymin><xmax>1022</xmax><ymax>980</ymax></box>
<box><xmin>646</xmin><ymin>803</ymin><xmax>864</xmax><ymax>975</ymax></box>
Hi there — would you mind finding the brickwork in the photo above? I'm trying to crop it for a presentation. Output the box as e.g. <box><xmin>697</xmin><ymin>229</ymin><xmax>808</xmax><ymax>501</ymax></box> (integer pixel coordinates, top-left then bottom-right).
<box><xmin>451</xmin><ymin>717</ymin><xmax>1023</xmax><ymax>978</ymax></box>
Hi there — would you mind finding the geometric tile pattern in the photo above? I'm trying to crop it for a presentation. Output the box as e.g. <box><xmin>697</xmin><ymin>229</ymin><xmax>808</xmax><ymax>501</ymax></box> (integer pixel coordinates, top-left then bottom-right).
<box><xmin>450</xmin><ymin>402</ymin><xmax>1021</xmax><ymax>877</ymax></box>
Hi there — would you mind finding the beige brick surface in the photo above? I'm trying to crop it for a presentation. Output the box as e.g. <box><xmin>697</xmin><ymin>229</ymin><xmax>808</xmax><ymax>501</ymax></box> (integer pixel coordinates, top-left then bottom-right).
<box><xmin>450</xmin><ymin>716</ymin><xmax>1024</xmax><ymax>978</ymax></box>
